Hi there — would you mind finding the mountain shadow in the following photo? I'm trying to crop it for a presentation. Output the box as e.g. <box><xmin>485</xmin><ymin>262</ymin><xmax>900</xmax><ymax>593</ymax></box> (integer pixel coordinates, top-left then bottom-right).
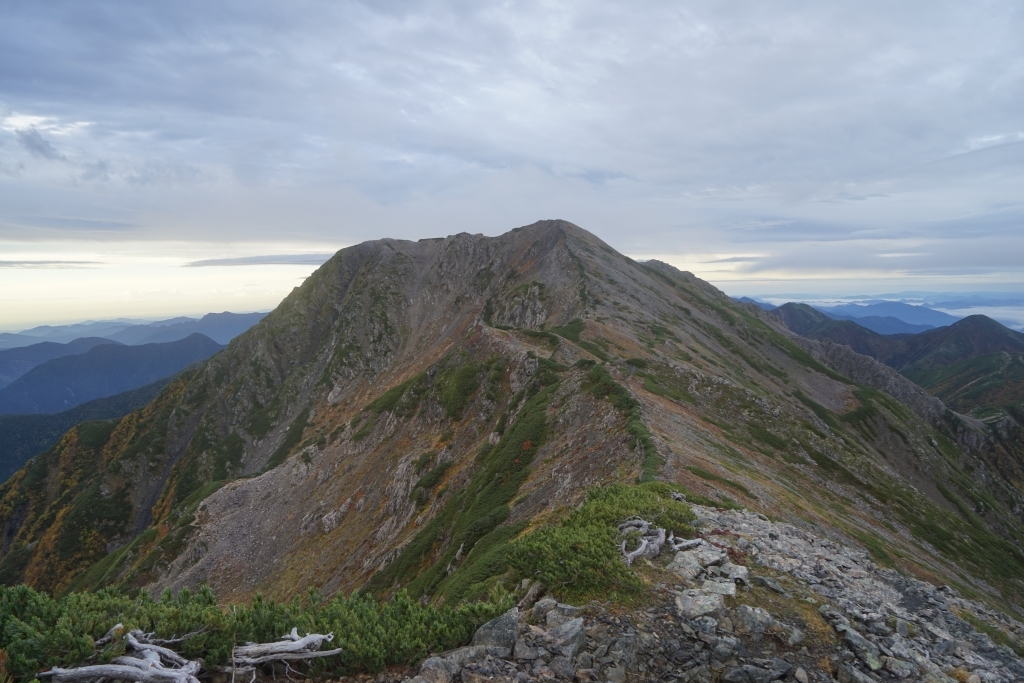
<box><xmin>0</xmin><ymin>378</ymin><xmax>170</xmax><ymax>482</ymax></box>
<box><xmin>0</xmin><ymin>337</ymin><xmax>120</xmax><ymax>389</ymax></box>
<box><xmin>0</xmin><ymin>333</ymin><xmax>223</xmax><ymax>415</ymax></box>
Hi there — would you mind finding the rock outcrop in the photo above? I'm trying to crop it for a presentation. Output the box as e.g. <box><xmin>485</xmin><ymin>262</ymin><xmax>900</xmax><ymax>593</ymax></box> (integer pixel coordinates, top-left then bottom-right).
<box><xmin>396</xmin><ymin>505</ymin><xmax>1024</xmax><ymax>683</ymax></box>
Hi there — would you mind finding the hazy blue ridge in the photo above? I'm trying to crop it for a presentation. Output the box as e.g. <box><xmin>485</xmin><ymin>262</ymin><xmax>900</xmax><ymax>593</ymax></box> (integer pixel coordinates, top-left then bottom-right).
<box><xmin>0</xmin><ymin>337</ymin><xmax>121</xmax><ymax>389</ymax></box>
<box><xmin>109</xmin><ymin>311</ymin><xmax>267</xmax><ymax>345</ymax></box>
<box><xmin>0</xmin><ymin>311</ymin><xmax>266</xmax><ymax>350</ymax></box>
<box><xmin>815</xmin><ymin>302</ymin><xmax>960</xmax><ymax>327</ymax></box>
<box><xmin>0</xmin><ymin>378</ymin><xmax>170</xmax><ymax>483</ymax></box>
<box><xmin>0</xmin><ymin>333</ymin><xmax>222</xmax><ymax>415</ymax></box>
<box><xmin>824</xmin><ymin>314</ymin><xmax>934</xmax><ymax>335</ymax></box>
<box><xmin>733</xmin><ymin>296</ymin><xmax>777</xmax><ymax>311</ymax></box>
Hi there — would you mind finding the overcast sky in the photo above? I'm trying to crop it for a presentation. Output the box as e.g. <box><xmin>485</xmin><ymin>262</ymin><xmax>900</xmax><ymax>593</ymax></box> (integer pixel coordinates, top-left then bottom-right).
<box><xmin>1</xmin><ymin>1</ymin><xmax>1022</xmax><ymax>328</ymax></box>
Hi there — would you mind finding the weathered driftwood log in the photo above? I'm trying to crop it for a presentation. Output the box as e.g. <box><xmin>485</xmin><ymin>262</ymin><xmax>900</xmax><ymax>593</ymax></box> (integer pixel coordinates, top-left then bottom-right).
<box><xmin>667</xmin><ymin>532</ymin><xmax>704</xmax><ymax>552</ymax></box>
<box><xmin>617</xmin><ymin>518</ymin><xmax>650</xmax><ymax>535</ymax></box>
<box><xmin>231</xmin><ymin>628</ymin><xmax>343</xmax><ymax>667</ymax></box>
<box><xmin>619</xmin><ymin>519</ymin><xmax>667</xmax><ymax>565</ymax></box>
<box><xmin>41</xmin><ymin>626</ymin><xmax>340</xmax><ymax>683</ymax></box>
<box><xmin>517</xmin><ymin>579</ymin><xmax>545</xmax><ymax>609</ymax></box>
<box><xmin>43</xmin><ymin>650</ymin><xmax>201</xmax><ymax>683</ymax></box>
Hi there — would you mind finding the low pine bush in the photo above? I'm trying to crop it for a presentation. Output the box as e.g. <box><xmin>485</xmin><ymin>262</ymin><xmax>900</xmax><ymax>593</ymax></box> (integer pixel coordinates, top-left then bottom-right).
<box><xmin>508</xmin><ymin>482</ymin><xmax>695</xmax><ymax>603</ymax></box>
<box><xmin>0</xmin><ymin>584</ymin><xmax>511</xmax><ymax>681</ymax></box>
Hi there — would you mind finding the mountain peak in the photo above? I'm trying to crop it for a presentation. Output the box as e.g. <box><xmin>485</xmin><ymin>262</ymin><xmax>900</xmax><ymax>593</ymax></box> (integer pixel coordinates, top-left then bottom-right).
<box><xmin>2</xmin><ymin>221</ymin><xmax>1024</xmax><ymax>622</ymax></box>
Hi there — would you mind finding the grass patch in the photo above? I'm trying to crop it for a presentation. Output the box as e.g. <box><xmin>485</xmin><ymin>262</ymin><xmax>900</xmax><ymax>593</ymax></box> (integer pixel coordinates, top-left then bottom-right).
<box><xmin>954</xmin><ymin>608</ymin><xmax>1024</xmax><ymax>657</ymax></box>
<box><xmin>685</xmin><ymin>465</ymin><xmax>751</xmax><ymax>497</ymax></box>
<box><xmin>749</xmin><ymin>425</ymin><xmax>788</xmax><ymax>451</ymax></box>
<box><xmin>586</xmin><ymin>364</ymin><xmax>661</xmax><ymax>481</ymax></box>
<box><xmin>550</xmin><ymin>318</ymin><xmax>585</xmax><ymax>342</ymax></box>
<box><xmin>366</xmin><ymin>382</ymin><xmax>559</xmax><ymax>599</ymax></box>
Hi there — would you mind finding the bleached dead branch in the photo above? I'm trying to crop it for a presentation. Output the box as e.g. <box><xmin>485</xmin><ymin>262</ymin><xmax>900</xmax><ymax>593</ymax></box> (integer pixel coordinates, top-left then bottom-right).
<box><xmin>40</xmin><ymin>626</ymin><xmax>341</xmax><ymax>683</ymax></box>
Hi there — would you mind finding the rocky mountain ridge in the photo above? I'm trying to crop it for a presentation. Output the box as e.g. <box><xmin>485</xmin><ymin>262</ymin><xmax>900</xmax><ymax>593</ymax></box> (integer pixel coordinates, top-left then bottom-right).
<box><xmin>0</xmin><ymin>220</ymin><xmax>1022</xmax><ymax>659</ymax></box>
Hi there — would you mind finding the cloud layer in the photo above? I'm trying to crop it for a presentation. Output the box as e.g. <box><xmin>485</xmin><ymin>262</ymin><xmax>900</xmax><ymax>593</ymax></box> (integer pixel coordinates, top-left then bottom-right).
<box><xmin>0</xmin><ymin>0</ymin><xmax>1022</xmax><ymax>317</ymax></box>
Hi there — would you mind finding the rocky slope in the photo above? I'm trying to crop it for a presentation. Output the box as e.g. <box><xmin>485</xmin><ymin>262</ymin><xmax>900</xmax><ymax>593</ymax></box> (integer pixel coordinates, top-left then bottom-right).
<box><xmin>395</xmin><ymin>503</ymin><xmax>1024</xmax><ymax>683</ymax></box>
<box><xmin>769</xmin><ymin>305</ymin><xmax>1024</xmax><ymax>417</ymax></box>
<box><xmin>0</xmin><ymin>220</ymin><xmax>1022</xmax><ymax>632</ymax></box>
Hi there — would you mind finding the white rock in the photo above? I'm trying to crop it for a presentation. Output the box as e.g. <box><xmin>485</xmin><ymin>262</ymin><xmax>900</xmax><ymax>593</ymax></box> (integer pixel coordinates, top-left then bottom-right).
<box><xmin>675</xmin><ymin>589</ymin><xmax>724</xmax><ymax>619</ymax></box>
<box><xmin>701</xmin><ymin>580</ymin><xmax>737</xmax><ymax>596</ymax></box>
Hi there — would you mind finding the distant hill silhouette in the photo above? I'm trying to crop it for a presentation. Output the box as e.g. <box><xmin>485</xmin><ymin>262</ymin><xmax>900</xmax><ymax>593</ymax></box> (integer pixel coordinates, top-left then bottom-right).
<box><xmin>0</xmin><ymin>378</ymin><xmax>170</xmax><ymax>482</ymax></box>
<box><xmin>0</xmin><ymin>311</ymin><xmax>266</xmax><ymax>350</ymax></box>
<box><xmin>0</xmin><ymin>337</ymin><xmax>120</xmax><ymax>389</ymax></box>
<box><xmin>107</xmin><ymin>311</ymin><xmax>267</xmax><ymax>345</ymax></box>
<box><xmin>771</xmin><ymin>305</ymin><xmax>1024</xmax><ymax>416</ymax></box>
<box><xmin>814</xmin><ymin>301</ymin><xmax>959</xmax><ymax>327</ymax></box>
<box><xmin>826</xmin><ymin>314</ymin><xmax>933</xmax><ymax>335</ymax></box>
<box><xmin>0</xmin><ymin>333</ymin><xmax>223</xmax><ymax>415</ymax></box>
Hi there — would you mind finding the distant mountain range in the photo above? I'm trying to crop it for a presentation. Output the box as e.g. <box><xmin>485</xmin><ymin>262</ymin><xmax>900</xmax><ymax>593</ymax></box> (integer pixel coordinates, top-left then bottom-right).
<box><xmin>824</xmin><ymin>314</ymin><xmax>933</xmax><ymax>335</ymax></box>
<box><xmin>0</xmin><ymin>378</ymin><xmax>170</xmax><ymax>482</ymax></box>
<box><xmin>0</xmin><ymin>333</ymin><xmax>223</xmax><ymax>415</ymax></box>
<box><xmin>0</xmin><ymin>337</ymin><xmax>118</xmax><ymax>390</ymax></box>
<box><xmin>0</xmin><ymin>311</ymin><xmax>266</xmax><ymax>350</ymax></box>
<box><xmin>735</xmin><ymin>297</ymin><xmax>963</xmax><ymax>335</ymax></box>
<box><xmin>105</xmin><ymin>311</ymin><xmax>268</xmax><ymax>345</ymax></box>
<box><xmin>813</xmin><ymin>301</ymin><xmax>960</xmax><ymax>327</ymax></box>
<box><xmin>770</xmin><ymin>303</ymin><xmax>1024</xmax><ymax>417</ymax></box>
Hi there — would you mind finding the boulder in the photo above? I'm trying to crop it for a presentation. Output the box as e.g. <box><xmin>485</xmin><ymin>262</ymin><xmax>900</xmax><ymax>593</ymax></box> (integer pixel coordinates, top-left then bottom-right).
<box><xmin>702</xmin><ymin>579</ymin><xmax>737</xmax><ymax>596</ymax></box>
<box><xmin>418</xmin><ymin>656</ymin><xmax>460</xmax><ymax>683</ymax></box>
<box><xmin>712</xmin><ymin>636</ymin><xmax>740</xmax><ymax>660</ymax></box>
<box><xmin>545</xmin><ymin>603</ymin><xmax>582</xmax><ymax>628</ymax></box>
<box><xmin>532</xmin><ymin>597</ymin><xmax>557</xmax><ymax>621</ymax></box>
<box><xmin>726</xmin><ymin>563</ymin><xmax>750</xmax><ymax>585</ymax></box>
<box><xmin>751</xmin><ymin>576</ymin><xmax>785</xmax><ymax>593</ymax></box>
<box><xmin>837</xmin><ymin>665</ymin><xmax>876</xmax><ymax>683</ymax></box>
<box><xmin>548</xmin><ymin>655</ymin><xmax>574</xmax><ymax>680</ymax></box>
<box><xmin>882</xmin><ymin>656</ymin><xmax>915</xmax><ymax>678</ymax></box>
<box><xmin>604</xmin><ymin>665</ymin><xmax>626</xmax><ymax>683</ymax></box>
<box><xmin>843</xmin><ymin>628</ymin><xmax>882</xmax><ymax>671</ymax></box>
<box><xmin>733</xmin><ymin>605</ymin><xmax>774</xmax><ymax>635</ymax></box>
<box><xmin>512</xmin><ymin>639</ymin><xmax>548</xmax><ymax>661</ymax></box>
<box><xmin>544</xmin><ymin>617</ymin><xmax>586</xmax><ymax>659</ymax></box>
<box><xmin>721</xmin><ymin>664</ymin><xmax>776</xmax><ymax>683</ymax></box>
<box><xmin>441</xmin><ymin>645</ymin><xmax>488</xmax><ymax>667</ymax></box>
<box><xmin>676</xmin><ymin>590</ymin><xmax>724</xmax><ymax>619</ymax></box>
<box><xmin>693</xmin><ymin>546</ymin><xmax>728</xmax><ymax>567</ymax></box>
<box><xmin>472</xmin><ymin>608</ymin><xmax>518</xmax><ymax>652</ymax></box>
<box><xmin>669</xmin><ymin>551</ymin><xmax>704</xmax><ymax>580</ymax></box>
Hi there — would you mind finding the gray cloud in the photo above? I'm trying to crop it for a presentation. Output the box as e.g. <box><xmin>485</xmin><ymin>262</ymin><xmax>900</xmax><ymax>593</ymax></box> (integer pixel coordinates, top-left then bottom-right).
<box><xmin>15</xmin><ymin>129</ymin><xmax>65</xmax><ymax>161</ymax></box>
<box><xmin>703</xmin><ymin>256</ymin><xmax>762</xmax><ymax>264</ymax></box>
<box><xmin>0</xmin><ymin>0</ymin><xmax>1021</xmax><ymax>293</ymax></box>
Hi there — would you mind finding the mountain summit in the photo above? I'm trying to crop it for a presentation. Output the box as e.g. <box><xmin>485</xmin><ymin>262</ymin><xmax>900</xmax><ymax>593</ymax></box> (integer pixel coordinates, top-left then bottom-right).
<box><xmin>1</xmin><ymin>221</ymin><xmax>1022</xmax><ymax>618</ymax></box>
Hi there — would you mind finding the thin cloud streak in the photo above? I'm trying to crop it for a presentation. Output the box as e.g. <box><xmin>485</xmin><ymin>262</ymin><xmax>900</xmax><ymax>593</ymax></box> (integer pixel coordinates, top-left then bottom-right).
<box><xmin>0</xmin><ymin>260</ymin><xmax>101</xmax><ymax>268</ymax></box>
<box><xmin>184</xmin><ymin>254</ymin><xmax>335</xmax><ymax>267</ymax></box>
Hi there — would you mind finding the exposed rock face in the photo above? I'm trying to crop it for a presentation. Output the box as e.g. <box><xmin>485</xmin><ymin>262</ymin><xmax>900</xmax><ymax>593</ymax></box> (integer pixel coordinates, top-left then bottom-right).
<box><xmin>1</xmin><ymin>219</ymin><xmax>1023</xmax><ymax>619</ymax></box>
<box><xmin>798</xmin><ymin>338</ymin><xmax>946</xmax><ymax>424</ymax></box>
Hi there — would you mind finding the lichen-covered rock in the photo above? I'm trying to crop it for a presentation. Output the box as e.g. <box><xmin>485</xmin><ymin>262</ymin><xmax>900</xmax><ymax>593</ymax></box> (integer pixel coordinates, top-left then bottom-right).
<box><xmin>676</xmin><ymin>590</ymin><xmax>724</xmax><ymax>619</ymax></box>
<box><xmin>473</xmin><ymin>607</ymin><xmax>519</xmax><ymax>652</ymax></box>
<box><xmin>544</xmin><ymin>617</ymin><xmax>585</xmax><ymax>659</ymax></box>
